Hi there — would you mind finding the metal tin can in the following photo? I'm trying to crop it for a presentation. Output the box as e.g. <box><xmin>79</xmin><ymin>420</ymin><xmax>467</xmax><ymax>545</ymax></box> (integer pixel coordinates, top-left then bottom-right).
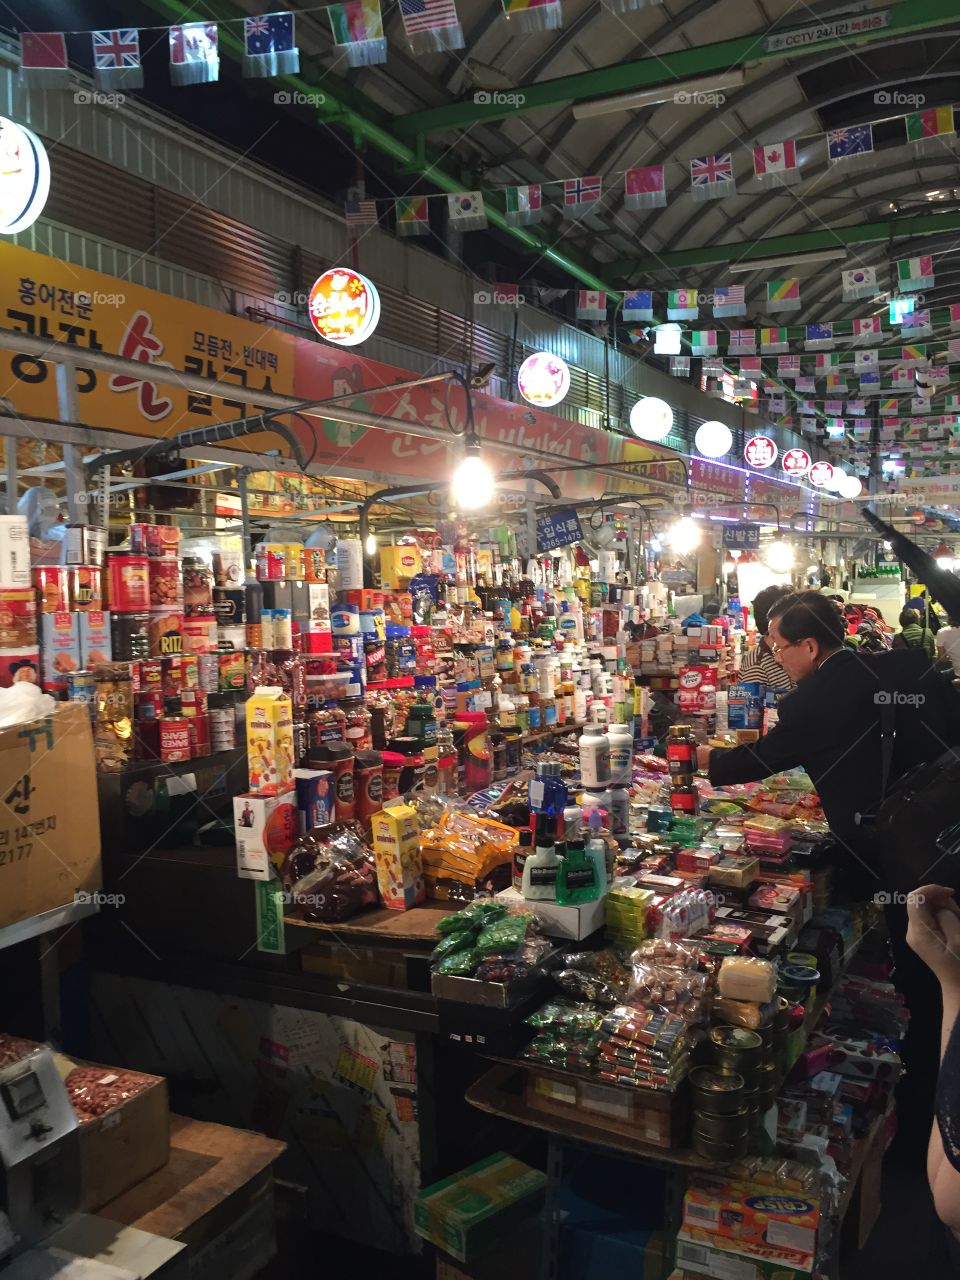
<box><xmin>145</xmin><ymin>524</ymin><xmax>180</xmax><ymax>560</ymax></box>
<box><xmin>303</xmin><ymin>547</ymin><xmax>325</xmax><ymax>581</ymax></box>
<box><xmin>149</xmin><ymin>558</ymin><xmax>182</xmax><ymax>606</ymax></box>
<box><xmin>197</xmin><ymin>652</ymin><xmax>219</xmax><ymax>692</ymax></box>
<box><xmin>106</xmin><ymin>553</ymin><xmax>150</xmax><ymax>612</ymax></box>
<box><xmin>139</xmin><ymin>659</ymin><xmax>163</xmax><ymax>691</ymax></box>
<box><xmin>110</xmin><ymin>611</ymin><xmax>150</xmax><ymax>662</ymax></box>
<box><xmin>129</xmin><ymin>523</ymin><xmax>150</xmax><ymax>555</ymax></box>
<box><xmin>66</xmin><ymin>669</ymin><xmax>96</xmax><ymax>711</ymax></box>
<box><xmin>148</xmin><ymin>608</ymin><xmax>184</xmax><ymax>658</ymax></box>
<box><xmin>180</xmin><ymin>655</ymin><xmax>199</xmax><ymax>689</ymax></box>
<box><xmin>182</xmin><ymin>616</ymin><xmax>218</xmax><ymax>654</ymax></box>
<box><xmin>256</xmin><ymin>545</ymin><xmax>286</xmax><ymax>580</ymax></box>
<box><xmin>159</xmin><ymin>715</ymin><xmax>191</xmax><ymax>762</ymax></box>
<box><xmin>218</xmin><ymin>650</ymin><xmax>247</xmax><ymax>690</ymax></box>
<box><xmin>212</xmin><ymin>587</ymin><xmax>245</xmax><ymax>626</ymax></box>
<box><xmin>69</xmin><ymin>565</ymin><xmax>103</xmax><ymax>611</ymax></box>
<box><xmin>33</xmin><ymin>566</ymin><xmax>69</xmax><ymax>613</ymax></box>
<box><xmin>0</xmin><ymin>589</ymin><xmax>37</xmax><ymax>649</ymax></box>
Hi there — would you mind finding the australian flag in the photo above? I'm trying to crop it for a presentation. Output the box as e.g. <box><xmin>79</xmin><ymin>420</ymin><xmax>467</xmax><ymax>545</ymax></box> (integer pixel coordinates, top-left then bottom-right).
<box><xmin>827</xmin><ymin>124</ymin><xmax>873</xmax><ymax>163</ymax></box>
<box><xmin>243</xmin><ymin>12</ymin><xmax>300</xmax><ymax>77</ymax></box>
<box><xmin>805</xmin><ymin>323</ymin><xmax>834</xmax><ymax>351</ymax></box>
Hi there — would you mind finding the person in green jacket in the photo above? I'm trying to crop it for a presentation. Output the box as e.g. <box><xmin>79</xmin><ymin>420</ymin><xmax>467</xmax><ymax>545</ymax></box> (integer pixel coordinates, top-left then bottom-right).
<box><xmin>893</xmin><ymin>607</ymin><xmax>936</xmax><ymax>659</ymax></box>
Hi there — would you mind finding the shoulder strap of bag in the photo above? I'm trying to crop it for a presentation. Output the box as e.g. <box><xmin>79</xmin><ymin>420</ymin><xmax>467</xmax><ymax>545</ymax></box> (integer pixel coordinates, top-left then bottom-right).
<box><xmin>878</xmin><ymin>700</ymin><xmax>897</xmax><ymax>802</ymax></box>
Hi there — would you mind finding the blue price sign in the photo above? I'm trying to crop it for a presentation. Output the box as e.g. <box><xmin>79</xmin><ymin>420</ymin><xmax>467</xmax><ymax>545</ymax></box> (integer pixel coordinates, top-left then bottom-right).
<box><xmin>722</xmin><ymin>522</ymin><xmax>760</xmax><ymax>550</ymax></box>
<box><xmin>536</xmin><ymin>509</ymin><xmax>583</xmax><ymax>552</ymax></box>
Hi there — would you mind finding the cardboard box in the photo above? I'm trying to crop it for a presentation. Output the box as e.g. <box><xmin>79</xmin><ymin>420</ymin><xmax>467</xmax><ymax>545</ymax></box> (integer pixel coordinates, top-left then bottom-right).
<box><xmin>307</xmin><ymin>582</ymin><xmax>331</xmax><ymax>631</ymax></box>
<box><xmin>293</xmin><ymin>768</ymin><xmax>334</xmax><ymax>832</ymax></box>
<box><xmin>523</xmin><ymin>1068</ymin><xmax>685</xmax><ymax>1150</ymax></box>
<box><xmin>234</xmin><ymin>791</ymin><xmax>297</xmax><ymax>880</ymax></box>
<box><xmin>370</xmin><ymin>801</ymin><xmax>425</xmax><ymax>910</ymax></box>
<box><xmin>0</xmin><ymin>704</ymin><xmax>101</xmax><ymax>929</ymax></box>
<box><xmin>680</xmin><ymin>1179</ymin><xmax>818</xmax><ymax>1271</ymax></box>
<box><xmin>675</xmin><ymin>1235</ymin><xmax>811</xmax><ymax>1280</ymax></box>
<box><xmin>245</xmin><ymin>687</ymin><xmax>294</xmax><ymax>795</ymax></box>
<box><xmin>413</xmin><ymin>1153</ymin><xmax>546</xmax><ymax>1262</ymax></box>
<box><xmin>435</xmin><ymin>1223</ymin><xmax>540</xmax><ymax>1280</ymax></box>
<box><xmin>380</xmin><ymin>545</ymin><xmax>422</xmax><ymax>588</ymax></box>
<box><xmin>39</xmin><ymin>611</ymin><xmax>81</xmax><ymax>692</ymax></box>
<box><xmin>78</xmin><ymin>609</ymin><xmax>112</xmax><ymax>667</ymax></box>
<box><xmin>496</xmin><ymin>885</ymin><xmax>606</xmax><ymax>941</ymax></box>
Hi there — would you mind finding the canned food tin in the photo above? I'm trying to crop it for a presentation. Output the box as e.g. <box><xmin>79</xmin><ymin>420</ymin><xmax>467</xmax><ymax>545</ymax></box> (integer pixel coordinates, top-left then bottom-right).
<box><xmin>180</xmin><ymin>655</ymin><xmax>199</xmax><ymax>690</ymax></box>
<box><xmin>218</xmin><ymin>650</ymin><xmax>247</xmax><ymax>690</ymax></box>
<box><xmin>148</xmin><ymin>608</ymin><xmax>184</xmax><ymax>658</ymax></box>
<box><xmin>107</xmin><ymin>553</ymin><xmax>150</xmax><ymax>612</ymax></box>
<box><xmin>197</xmin><ymin>652</ymin><xmax>219</xmax><ymax>692</ymax></box>
<box><xmin>161</xmin><ymin>656</ymin><xmax>183</xmax><ymax>695</ymax></box>
<box><xmin>64</xmin><ymin>525</ymin><xmax>106</xmax><ymax>567</ymax></box>
<box><xmin>66</xmin><ymin>669</ymin><xmax>96</xmax><ymax>707</ymax></box>
<box><xmin>303</xmin><ymin>547</ymin><xmax>325</xmax><ymax>580</ymax></box>
<box><xmin>129</xmin><ymin>523</ymin><xmax>150</xmax><ymax>555</ymax></box>
<box><xmin>140</xmin><ymin>659</ymin><xmax>163</xmax><ymax>690</ymax></box>
<box><xmin>110</xmin><ymin>611</ymin><xmax>150</xmax><ymax>662</ymax></box>
<box><xmin>159</xmin><ymin>715</ymin><xmax>191</xmax><ymax>762</ymax></box>
<box><xmin>256</xmin><ymin>545</ymin><xmax>285</xmax><ymax>580</ymax></box>
<box><xmin>182</xmin><ymin>616</ymin><xmax>218</xmax><ymax>654</ymax></box>
<box><xmin>149</xmin><ymin>558</ymin><xmax>182</xmax><ymax>606</ymax></box>
<box><xmin>69</xmin><ymin>565</ymin><xmax>103</xmax><ymax>611</ymax></box>
<box><xmin>216</xmin><ymin>624</ymin><xmax>246</xmax><ymax>651</ymax></box>
<box><xmin>33</xmin><ymin>566</ymin><xmax>69</xmax><ymax>613</ymax></box>
<box><xmin>145</xmin><ymin>525</ymin><xmax>181</xmax><ymax>559</ymax></box>
<box><xmin>212</xmin><ymin>587</ymin><xmax>245</xmax><ymax>626</ymax></box>
<box><xmin>0</xmin><ymin>589</ymin><xmax>37</xmax><ymax>649</ymax></box>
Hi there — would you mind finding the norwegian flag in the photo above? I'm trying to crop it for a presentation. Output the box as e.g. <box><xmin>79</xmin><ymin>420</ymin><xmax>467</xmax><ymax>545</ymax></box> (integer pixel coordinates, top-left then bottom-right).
<box><xmin>730</xmin><ymin>329</ymin><xmax>757</xmax><ymax>353</ymax></box>
<box><xmin>753</xmin><ymin>140</ymin><xmax>800</xmax><ymax>186</ymax></box>
<box><xmin>690</xmin><ymin>153</ymin><xmax>735</xmax><ymax>201</ymax></box>
<box><xmin>92</xmin><ymin>29</ymin><xmax>143</xmax><ymax>89</ymax></box>
<box><xmin>777</xmin><ymin>354</ymin><xmax>801</xmax><ymax>377</ymax></box>
<box><xmin>563</xmin><ymin>176</ymin><xmax>602</xmax><ymax>217</ymax></box>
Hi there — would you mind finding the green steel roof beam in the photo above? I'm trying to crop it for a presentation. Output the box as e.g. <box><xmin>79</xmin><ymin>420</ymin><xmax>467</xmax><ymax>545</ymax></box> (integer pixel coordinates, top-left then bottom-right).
<box><xmin>140</xmin><ymin>0</ymin><xmax>615</xmax><ymax>295</ymax></box>
<box><xmin>393</xmin><ymin>0</ymin><xmax>960</xmax><ymax>137</ymax></box>
<box><xmin>611</xmin><ymin>210</ymin><xmax>960</xmax><ymax>276</ymax></box>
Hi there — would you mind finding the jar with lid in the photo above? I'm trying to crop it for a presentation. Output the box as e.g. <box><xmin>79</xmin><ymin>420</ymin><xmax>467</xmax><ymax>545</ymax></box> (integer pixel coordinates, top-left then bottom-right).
<box><xmin>515</xmin><ymin>694</ymin><xmax>530</xmax><ymax>733</ymax></box>
<box><xmin>498</xmin><ymin>695</ymin><xmax>517</xmax><ymax>729</ymax></box>
<box><xmin>579</xmin><ymin>725</ymin><xmax>611</xmax><ymax>788</ymax></box>
<box><xmin>670</xmin><ymin>779</ymin><xmax>699</xmax><ymax>816</ymax></box>
<box><xmin>354</xmin><ymin>750</ymin><xmax>384</xmax><ymax>827</ymax></box>
<box><xmin>182</xmin><ymin>557</ymin><xmax>213</xmax><ymax>614</ymax></box>
<box><xmin>309</xmin><ymin>701</ymin><xmax>346</xmax><ymax>748</ymax></box>
<box><xmin>489</xmin><ymin>732</ymin><xmax>508</xmax><ymax>781</ymax></box>
<box><xmin>387</xmin><ymin>736</ymin><xmax>426</xmax><ymax>793</ymax></box>
<box><xmin>381</xmin><ymin>750</ymin><xmax>405</xmax><ymax>802</ymax></box>
<box><xmin>342</xmin><ymin>698</ymin><xmax>372</xmax><ymax>751</ymax></box>
<box><xmin>667</xmin><ymin>724</ymin><xmax>698</xmax><ymax>779</ymax></box>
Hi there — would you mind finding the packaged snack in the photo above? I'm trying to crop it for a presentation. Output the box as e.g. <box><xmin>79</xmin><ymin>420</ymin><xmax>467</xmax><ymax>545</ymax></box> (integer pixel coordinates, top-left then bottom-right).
<box><xmin>435</xmin><ymin>948</ymin><xmax>480</xmax><ymax>977</ymax></box>
<box><xmin>282</xmin><ymin>823</ymin><xmax>378</xmax><ymax>922</ymax></box>
<box><xmin>718</xmin><ymin>955</ymin><xmax>777</xmax><ymax>1003</ymax></box>
<box><xmin>475</xmin><ymin>913</ymin><xmax>536</xmax><ymax>957</ymax></box>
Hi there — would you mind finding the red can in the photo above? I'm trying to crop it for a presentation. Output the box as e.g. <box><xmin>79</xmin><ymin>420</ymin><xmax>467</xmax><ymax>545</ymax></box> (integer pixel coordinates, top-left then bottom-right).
<box><xmin>107</xmin><ymin>553</ymin><xmax>150</xmax><ymax>612</ymax></box>
<box><xmin>188</xmin><ymin>712</ymin><xmax>211</xmax><ymax>757</ymax></box>
<box><xmin>136</xmin><ymin>690</ymin><xmax>164</xmax><ymax>718</ymax></box>
<box><xmin>69</xmin><ymin>566</ymin><xmax>103</xmax><ymax>611</ymax></box>
<box><xmin>140</xmin><ymin>659</ymin><xmax>163</xmax><ymax>690</ymax></box>
<box><xmin>149</xmin><ymin>558</ymin><xmax>182</xmax><ymax>606</ymax></box>
<box><xmin>161</xmin><ymin>655</ymin><xmax>183</xmax><ymax>695</ymax></box>
<box><xmin>33</xmin><ymin>566</ymin><xmax>69</xmax><ymax>613</ymax></box>
<box><xmin>129</xmin><ymin>523</ymin><xmax>150</xmax><ymax>555</ymax></box>
<box><xmin>159</xmin><ymin>715</ymin><xmax>191</xmax><ymax>762</ymax></box>
<box><xmin>180</xmin><ymin>655</ymin><xmax>199</xmax><ymax>689</ymax></box>
<box><xmin>146</xmin><ymin>525</ymin><xmax>181</xmax><ymax>560</ymax></box>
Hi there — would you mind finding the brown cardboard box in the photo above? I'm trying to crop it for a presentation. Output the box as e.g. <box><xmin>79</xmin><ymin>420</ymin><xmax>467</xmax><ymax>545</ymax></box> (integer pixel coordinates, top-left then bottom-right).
<box><xmin>0</xmin><ymin>703</ymin><xmax>101</xmax><ymax>929</ymax></box>
<box><xmin>523</xmin><ymin>1067</ymin><xmax>686</xmax><ymax>1149</ymax></box>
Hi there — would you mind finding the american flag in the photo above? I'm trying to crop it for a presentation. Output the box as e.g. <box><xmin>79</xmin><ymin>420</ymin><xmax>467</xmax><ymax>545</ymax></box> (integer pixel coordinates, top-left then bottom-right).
<box><xmin>92</xmin><ymin>29</ymin><xmax>140</xmax><ymax>69</ymax></box>
<box><xmin>690</xmin><ymin>153</ymin><xmax>733</xmax><ymax>189</ymax></box>
<box><xmin>345</xmin><ymin>197</ymin><xmax>379</xmax><ymax>225</ymax></box>
<box><xmin>399</xmin><ymin>0</ymin><xmax>461</xmax><ymax>34</ymax></box>
<box><xmin>564</xmin><ymin>176</ymin><xmax>602</xmax><ymax>205</ymax></box>
<box><xmin>714</xmin><ymin>285</ymin><xmax>745</xmax><ymax>306</ymax></box>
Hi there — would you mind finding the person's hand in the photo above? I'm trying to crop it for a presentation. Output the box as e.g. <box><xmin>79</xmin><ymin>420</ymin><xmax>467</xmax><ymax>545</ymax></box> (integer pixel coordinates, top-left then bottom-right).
<box><xmin>696</xmin><ymin>744</ymin><xmax>713</xmax><ymax>772</ymax></box>
<box><xmin>906</xmin><ymin>885</ymin><xmax>960</xmax><ymax>988</ymax></box>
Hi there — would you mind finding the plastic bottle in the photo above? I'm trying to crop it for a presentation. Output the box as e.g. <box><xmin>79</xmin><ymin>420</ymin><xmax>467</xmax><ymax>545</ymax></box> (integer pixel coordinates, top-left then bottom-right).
<box><xmin>573</xmin><ymin>686</ymin><xmax>587</xmax><ymax>724</ymax></box>
<box><xmin>579</xmin><ymin>725</ymin><xmax>610</xmax><ymax>788</ymax></box>
<box><xmin>607</xmin><ymin>785</ymin><xmax>630</xmax><ymax>837</ymax></box>
<box><xmin>556</xmin><ymin>839</ymin><xmax>601</xmax><ymax>905</ymax></box>
<box><xmin>607</xmin><ymin>723</ymin><xmax>634</xmax><ymax>786</ymax></box>
<box><xmin>521</xmin><ymin>838</ymin><xmax>561</xmax><ymax>901</ymax></box>
<box><xmin>529</xmin><ymin>761</ymin><xmax>568</xmax><ymax>817</ymax></box>
<box><xmin>513</xmin><ymin>827</ymin><xmax>534</xmax><ymax>891</ymax></box>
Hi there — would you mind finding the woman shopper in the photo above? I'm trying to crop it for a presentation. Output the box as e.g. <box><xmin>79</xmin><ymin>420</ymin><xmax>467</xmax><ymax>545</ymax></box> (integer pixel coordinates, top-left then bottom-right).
<box><xmin>738</xmin><ymin>584</ymin><xmax>795</xmax><ymax>690</ymax></box>
<box><xmin>937</xmin><ymin>616</ymin><xmax>960</xmax><ymax>677</ymax></box>
<box><xmin>893</xmin><ymin>608</ymin><xmax>936</xmax><ymax>660</ymax></box>
<box><xmin>906</xmin><ymin>886</ymin><xmax>960</xmax><ymax>1249</ymax></box>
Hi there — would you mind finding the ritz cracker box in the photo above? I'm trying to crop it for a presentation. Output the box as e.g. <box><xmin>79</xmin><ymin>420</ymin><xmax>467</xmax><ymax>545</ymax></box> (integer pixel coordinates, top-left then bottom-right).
<box><xmin>370</xmin><ymin>801</ymin><xmax>425</xmax><ymax>910</ymax></box>
<box><xmin>245</xmin><ymin>687</ymin><xmax>294</xmax><ymax>796</ymax></box>
<box><xmin>0</xmin><ymin>703</ymin><xmax>101</xmax><ymax>929</ymax></box>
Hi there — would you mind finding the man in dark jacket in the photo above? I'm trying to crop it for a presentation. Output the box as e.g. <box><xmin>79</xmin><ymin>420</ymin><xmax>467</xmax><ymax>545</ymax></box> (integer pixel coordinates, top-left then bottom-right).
<box><xmin>705</xmin><ymin>591</ymin><xmax>960</xmax><ymax>885</ymax></box>
<box><xmin>702</xmin><ymin>590</ymin><xmax>960</xmax><ymax>1155</ymax></box>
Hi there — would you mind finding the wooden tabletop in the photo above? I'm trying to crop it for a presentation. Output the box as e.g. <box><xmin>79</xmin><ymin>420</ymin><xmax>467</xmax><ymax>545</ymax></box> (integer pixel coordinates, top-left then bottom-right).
<box><xmin>283</xmin><ymin>899</ymin><xmax>454</xmax><ymax>945</ymax></box>
<box><xmin>98</xmin><ymin>1115</ymin><xmax>285</xmax><ymax>1242</ymax></box>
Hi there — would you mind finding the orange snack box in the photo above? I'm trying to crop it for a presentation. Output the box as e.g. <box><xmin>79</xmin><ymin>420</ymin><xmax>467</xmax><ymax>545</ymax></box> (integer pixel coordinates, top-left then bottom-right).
<box><xmin>245</xmin><ymin>687</ymin><xmax>294</xmax><ymax>796</ymax></box>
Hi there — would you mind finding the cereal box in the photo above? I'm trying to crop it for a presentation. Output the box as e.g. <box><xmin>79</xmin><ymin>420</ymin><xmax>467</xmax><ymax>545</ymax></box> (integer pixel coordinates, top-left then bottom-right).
<box><xmin>245</xmin><ymin>687</ymin><xmax>294</xmax><ymax>795</ymax></box>
<box><xmin>78</xmin><ymin>610</ymin><xmax>112</xmax><ymax>668</ymax></box>
<box><xmin>370</xmin><ymin>801</ymin><xmax>425</xmax><ymax>910</ymax></box>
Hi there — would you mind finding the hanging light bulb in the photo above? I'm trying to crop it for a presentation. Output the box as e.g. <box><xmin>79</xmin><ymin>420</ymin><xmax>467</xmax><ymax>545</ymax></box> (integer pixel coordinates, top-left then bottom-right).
<box><xmin>935</xmin><ymin>540</ymin><xmax>955</xmax><ymax>569</ymax></box>
<box><xmin>450</xmin><ymin>437</ymin><xmax>495</xmax><ymax>510</ymax></box>
<box><xmin>667</xmin><ymin>516</ymin><xmax>701</xmax><ymax>556</ymax></box>
<box><xmin>695</xmin><ymin>420</ymin><xmax>733</xmax><ymax>458</ymax></box>
<box><xmin>629</xmin><ymin>396</ymin><xmax>674</xmax><ymax>441</ymax></box>
<box><xmin>838</xmin><ymin>473</ymin><xmax>863</xmax><ymax>499</ymax></box>
<box><xmin>765</xmin><ymin>540</ymin><xmax>794</xmax><ymax>573</ymax></box>
<box><xmin>365</xmin><ymin>532</ymin><xmax>377</xmax><ymax>557</ymax></box>
<box><xmin>826</xmin><ymin>467</ymin><xmax>847</xmax><ymax>493</ymax></box>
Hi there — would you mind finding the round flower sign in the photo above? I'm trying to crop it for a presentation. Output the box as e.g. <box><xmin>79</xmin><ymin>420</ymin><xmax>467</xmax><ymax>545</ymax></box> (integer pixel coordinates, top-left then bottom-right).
<box><xmin>782</xmin><ymin>447</ymin><xmax>811</xmax><ymax>478</ymax></box>
<box><xmin>517</xmin><ymin>352</ymin><xmax>570</xmax><ymax>407</ymax></box>
<box><xmin>308</xmin><ymin>269</ymin><xmax>381</xmax><ymax>347</ymax></box>
<box><xmin>0</xmin><ymin>117</ymin><xmax>50</xmax><ymax>235</ymax></box>
<box><xmin>808</xmin><ymin>460</ymin><xmax>834</xmax><ymax>487</ymax></box>
<box><xmin>744</xmin><ymin>435</ymin><xmax>778</xmax><ymax>469</ymax></box>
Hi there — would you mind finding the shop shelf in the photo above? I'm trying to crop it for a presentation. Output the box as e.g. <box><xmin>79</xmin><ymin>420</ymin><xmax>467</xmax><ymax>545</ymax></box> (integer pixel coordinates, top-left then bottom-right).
<box><xmin>365</xmin><ymin>677</ymin><xmax>416</xmax><ymax>690</ymax></box>
<box><xmin>0</xmin><ymin>897</ymin><xmax>99</xmax><ymax>952</ymax></box>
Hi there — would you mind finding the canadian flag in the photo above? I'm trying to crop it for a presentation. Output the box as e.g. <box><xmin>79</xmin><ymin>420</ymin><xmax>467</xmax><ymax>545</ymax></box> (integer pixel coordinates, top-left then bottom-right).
<box><xmin>753</xmin><ymin>140</ymin><xmax>798</xmax><ymax>178</ymax></box>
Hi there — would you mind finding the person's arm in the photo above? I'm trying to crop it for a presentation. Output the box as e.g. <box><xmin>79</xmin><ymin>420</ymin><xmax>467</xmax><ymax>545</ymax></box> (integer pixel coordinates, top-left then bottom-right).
<box><xmin>707</xmin><ymin>699</ymin><xmax>805</xmax><ymax>786</ymax></box>
<box><xmin>907</xmin><ymin>887</ymin><xmax>960</xmax><ymax>1230</ymax></box>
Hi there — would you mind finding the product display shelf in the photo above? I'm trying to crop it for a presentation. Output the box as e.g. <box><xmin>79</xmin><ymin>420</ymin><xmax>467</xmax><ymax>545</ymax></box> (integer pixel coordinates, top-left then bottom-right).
<box><xmin>519</xmin><ymin>723</ymin><xmax>580</xmax><ymax>747</ymax></box>
<box><xmin>467</xmin><ymin>1061</ymin><xmax>712</xmax><ymax>1171</ymax></box>
<box><xmin>0</xmin><ymin>897</ymin><xmax>100</xmax><ymax>951</ymax></box>
<box><xmin>282</xmin><ymin>899</ymin><xmax>455</xmax><ymax>948</ymax></box>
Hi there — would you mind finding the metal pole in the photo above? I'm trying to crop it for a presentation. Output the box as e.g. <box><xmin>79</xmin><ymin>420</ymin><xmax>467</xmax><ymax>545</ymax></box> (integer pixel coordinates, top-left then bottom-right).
<box><xmin>238</xmin><ymin>469</ymin><xmax>253</xmax><ymax>569</ymax></box>
<box><xmin>5</xmin><ymin>438</ymin><xmax>17</xmax><ymax>515</ymax></box>
<box><xmin>55</xmin><ymin>360</ymin><xmax>87</xmax><ymax>527</ymax></box>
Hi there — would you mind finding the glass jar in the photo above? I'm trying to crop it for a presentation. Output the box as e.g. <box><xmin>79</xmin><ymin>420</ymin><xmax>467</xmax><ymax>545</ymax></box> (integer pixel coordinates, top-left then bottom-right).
<box><xmin>182</xmin><ymin>556</ymin><xmax>213</xmax><ymax>615</ymax></box>
<box><xmin>309</xmin><ymin>701</ymin><xmax>346</xmax><ymax>748</ymax></box>
<box><xmin>342</xmin><ymin>698</ymin><xmax>372</xmax><ymax>752</ymax></box>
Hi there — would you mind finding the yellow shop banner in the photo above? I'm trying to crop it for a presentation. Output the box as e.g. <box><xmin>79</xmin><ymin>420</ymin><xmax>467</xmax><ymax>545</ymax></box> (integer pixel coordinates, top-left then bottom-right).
<box><xmin>0</xmin><ymin>242</ymin><xmax>295</xmax><ymax>451</ymax></box>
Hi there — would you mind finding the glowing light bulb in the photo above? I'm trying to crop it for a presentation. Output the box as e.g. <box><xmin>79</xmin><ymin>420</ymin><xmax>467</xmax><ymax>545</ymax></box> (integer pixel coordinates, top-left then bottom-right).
<box><xmin>668</xmin><ymin>516</ymin><xmax>701</xmax><ymax>556</ymax></box>
<box><xmin>365</xmin><ymin>533</ymin><xmax>377</xmax><ymax>556</ymax></box>
<box><xmin>451</xmin><ymin>449</ymin><xmax>495</xmax><ymax>510</ymax></box>
<box><xmin>765</xmin><ymin>540</ymin><xmax>794</xmax><ymax>573</ymax></box>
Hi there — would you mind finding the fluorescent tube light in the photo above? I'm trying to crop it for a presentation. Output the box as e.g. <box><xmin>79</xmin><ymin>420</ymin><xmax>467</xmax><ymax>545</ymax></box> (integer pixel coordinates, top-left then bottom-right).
<box><xmin>572</xmin><ymin>71</ymin><xmax>746</xmax><ymax>120</ymax></box>
<box><xmin>728</xmin><ymin>249</ymin><xmax>848</xmax><ymax>273</ymax></box>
